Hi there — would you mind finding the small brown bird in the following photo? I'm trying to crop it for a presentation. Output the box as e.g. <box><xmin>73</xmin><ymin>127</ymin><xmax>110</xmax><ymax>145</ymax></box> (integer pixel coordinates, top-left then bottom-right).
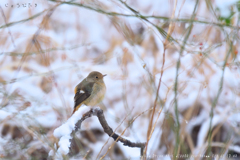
<box><xmin>72</xmin><ymin>71</ymin><xmax>106</xmax><ymax>115</ymax></box>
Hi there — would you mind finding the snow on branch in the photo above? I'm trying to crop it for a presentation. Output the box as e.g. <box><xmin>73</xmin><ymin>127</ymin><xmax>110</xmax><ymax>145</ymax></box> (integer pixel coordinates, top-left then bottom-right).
<box><xmin>69</xmin><ymin>108</ymin><xmax>146</xmax><ymax>156</ymax></box>
<box><xmin>51</xmin><ymin>107</ymin><xmax>145</xmax><ymax>158</ymax></box>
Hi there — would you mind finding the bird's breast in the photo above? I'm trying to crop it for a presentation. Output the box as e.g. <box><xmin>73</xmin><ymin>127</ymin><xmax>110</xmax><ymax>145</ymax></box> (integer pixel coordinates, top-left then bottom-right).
<box><xmin>83</xmin><ymin>82</ymin><xmax>106</xmax><ymax>107</ymax></box>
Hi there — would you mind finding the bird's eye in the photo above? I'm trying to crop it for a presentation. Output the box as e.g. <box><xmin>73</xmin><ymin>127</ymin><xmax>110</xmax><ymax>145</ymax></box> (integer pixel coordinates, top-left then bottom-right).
<box><xmin>96</xmin><ymin>76</ymin><xmax>98</xmax><ymax>79</ymax></box>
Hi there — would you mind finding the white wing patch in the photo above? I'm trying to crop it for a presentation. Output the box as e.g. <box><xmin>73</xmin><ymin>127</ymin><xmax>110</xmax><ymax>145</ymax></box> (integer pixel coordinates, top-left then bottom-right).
<box><xmin>80</xmin><ymin>90</ymin><xmax>85</xmax><ymax>94</ymax></box>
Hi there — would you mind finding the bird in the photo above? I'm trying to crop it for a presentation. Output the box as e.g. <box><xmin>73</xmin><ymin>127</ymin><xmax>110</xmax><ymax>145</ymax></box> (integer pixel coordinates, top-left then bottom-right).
<box><xmin>72</xmin><ymin>71</ymin><xmax>106</xmax><ymax>115</ymax></box>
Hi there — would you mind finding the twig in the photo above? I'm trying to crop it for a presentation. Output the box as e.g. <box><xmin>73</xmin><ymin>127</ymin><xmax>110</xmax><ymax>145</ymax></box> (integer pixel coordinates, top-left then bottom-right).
<box><xmin>144</xmin><ymin>0</ymin><xmax>178</xmax><ymax>158</ymax></box>
<box><xmin>48</xmin><ymin>0</ymin><xmax>240</xmax><ymax>30</ymax></box>
<box><xmin>0</xmin><ymin>5</ymin><xmax>58</xmax><ymax>108</ymax></box>
<box><xmin>69</xmin><ymin>108</ymin><xmax>146</xmax><ymax>157</ymax></box>
<box><xmin>0</xmin><ymin>6</ymin><xmax>16</xmax><ymax>48</ymax></box>
<box><xmin>96</xmin><ymin>107</ymin><xmax>134</xmax><ymax>159</ymax></box>
<box><xmin>0</xmin><ymin>10</ymin><xmax>47</xmax><ymax>30</ymax></box>
<box><xmin>172</xmin><ymin>0</ymin><xmax>199</xmax><ymax>159</ymax></box>
<box><xmin>206</xmin><ymin>40</ymin><xmax>232</xmax><ymax>157</ymax></box>
<box><xmin>0</xmin><ymin>43</ymin><xmax>92</xmax><ymax>56</ymax></box>
<box><xmin>0</xmin><ymin>66</ymin><xmax>78</xmax><ymax>86</ymax></box>
<box><xmin>99</xmin><ymin>107</ymin><xmax>152</xmax><ymax>159</ymax></box>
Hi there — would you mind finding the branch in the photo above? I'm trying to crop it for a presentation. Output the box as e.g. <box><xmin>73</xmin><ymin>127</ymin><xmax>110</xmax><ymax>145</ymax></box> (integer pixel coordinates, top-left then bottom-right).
<box><xmin>0</xmin><ymin>10</ymin><xmax>47</xmax><ymax>30</ymax></box>
<box><xmin>69</xmin><ymin>108</ymin><xmax>146</xmax><ymax>157</ymax></box>
<box><xmin>48</xmin><ymin>0</ymin><xmax>240</xmax><ymax>30</ymax></box>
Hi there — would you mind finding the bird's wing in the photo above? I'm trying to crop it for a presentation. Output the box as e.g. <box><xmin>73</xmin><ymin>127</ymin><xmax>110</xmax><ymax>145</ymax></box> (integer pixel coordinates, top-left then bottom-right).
<box><xmin>73</xmin><ymin>80</ymin><xmax>94</xmax><ymax>114</ymax></box>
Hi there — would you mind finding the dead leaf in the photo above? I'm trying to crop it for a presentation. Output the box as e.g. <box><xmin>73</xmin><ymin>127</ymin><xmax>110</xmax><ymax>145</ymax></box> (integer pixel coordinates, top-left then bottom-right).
<box><xmin>40</xmin><ymin>76</ymin><xmax>52</xmax><ymax>94</ymax></box>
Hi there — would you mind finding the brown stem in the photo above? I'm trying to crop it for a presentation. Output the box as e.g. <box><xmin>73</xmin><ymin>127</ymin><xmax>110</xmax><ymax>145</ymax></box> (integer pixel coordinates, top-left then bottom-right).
<box><xmin>69</xmin><ymin>108</ymin><xmax>146</xmax><ymax>157</ymax></box>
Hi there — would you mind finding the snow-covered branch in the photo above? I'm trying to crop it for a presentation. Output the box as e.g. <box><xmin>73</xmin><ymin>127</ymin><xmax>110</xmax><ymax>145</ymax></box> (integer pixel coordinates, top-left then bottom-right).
<box><xmin>69</xmin><ymin>108</ymin><xmax>146</xmax><ymax>156</ymax></box>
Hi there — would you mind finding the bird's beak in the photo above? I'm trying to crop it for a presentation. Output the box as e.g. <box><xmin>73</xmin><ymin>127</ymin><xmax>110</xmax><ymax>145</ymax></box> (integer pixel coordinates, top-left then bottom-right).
<box><xmin>103</xmin><ymin>74</ymin><xmax>107</xmax><ymax>77</ymax></box>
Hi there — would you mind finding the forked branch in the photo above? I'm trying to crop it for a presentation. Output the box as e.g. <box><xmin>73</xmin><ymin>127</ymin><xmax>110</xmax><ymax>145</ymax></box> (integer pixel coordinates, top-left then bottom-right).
<box><xmin>69</xmin><ymin>108</ymin><xmax>146</xmax><ymax>157</ymax></box>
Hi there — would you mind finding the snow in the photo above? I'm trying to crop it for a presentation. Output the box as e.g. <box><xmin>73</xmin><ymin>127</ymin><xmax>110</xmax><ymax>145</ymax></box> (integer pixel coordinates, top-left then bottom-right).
<box><xmin>51</xmin><ymin>105</ymin><xmax>91</xmax><ymax>158</ymax></box>
<box><xmin>0</xmin><ymin>110</ymin><xmax>10</xmax><ymax>120</ymax></box>
<box><xmin>215</xmin><ymin>0</ymin><xmax>238</xmax><ymax>17</ymax></box>
<box><xmin>54</xmin><ymin>106</ymin><xmax>89</xmax><ymax>138</ymax></box>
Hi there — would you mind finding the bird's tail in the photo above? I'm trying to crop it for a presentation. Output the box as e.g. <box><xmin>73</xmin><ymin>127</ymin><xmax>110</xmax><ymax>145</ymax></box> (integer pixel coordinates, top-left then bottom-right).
<box><xmin>71</xmin><ymin>108</ymin><xmax>77</xmax><ymax>116</ymax></box>
<box><xmin>71</xmin><ymin>105</ymin><xmax>81</xmax><ymax>116</ymax></box>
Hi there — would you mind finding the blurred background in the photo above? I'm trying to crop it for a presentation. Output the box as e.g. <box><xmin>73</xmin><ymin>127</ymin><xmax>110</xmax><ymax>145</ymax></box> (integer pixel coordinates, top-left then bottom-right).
<box><xmin>0</xmin><ymin>0</ymin><xmax>240</xmax><ymax>159</ymax></box>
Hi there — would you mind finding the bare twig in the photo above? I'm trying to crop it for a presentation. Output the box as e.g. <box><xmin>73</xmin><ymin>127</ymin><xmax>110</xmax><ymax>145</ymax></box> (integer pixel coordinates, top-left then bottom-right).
<box><xmin>206</xmin><ymin>40</ymin><xmax>232</xmax><ymax>157</ymax></box>
<box><xmin>172</xmin><ymin>0</ymin><xmax>199</xmax><ymax>159</ymax></box>
<box><xmin>0</xmin><ymin>10</ymin><xmax>47</xmax><ymax>30</ymax></box>
<box><xmin>144</xmin><ymin>0</ymin><xmax>178</xmax><ymax>158</ymax></box>
<box><xmin>0</xmin><ymin>5</ymin><xmax>58</xmax><ymax>108</ymax></box>
<box><xmin>96</xmin><ymin>107</ymin><xmax>134</xmax><ymax>159</ymax></box>
<box><xmin>48</xmin><ymin>0</ymin><xmax>240</xmax><ymax>30</ymax></box>
<box><xmin>0</xmin><ymin>43</ymin><xmax>92</xmax><ymax>56</ymax></box>
<box><xmin>0</xmin><ymin>6</ymin><xmax>16</xmax><ymax>48</ymax></box>
<box><xmin>69</xmin><ymin>108</ymin><xmax>146</xmax><ymax>157</ymax></box>
<box><xmin>99</xmin><ymin>107</ymin><xmax>153</xmax><ymax>159</ymax></box>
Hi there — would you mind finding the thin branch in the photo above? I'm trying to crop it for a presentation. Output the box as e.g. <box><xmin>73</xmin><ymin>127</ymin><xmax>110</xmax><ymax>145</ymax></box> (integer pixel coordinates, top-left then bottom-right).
<box><xmin>173</xmin><ymin>0</ymin><xmax>199</xmax><ymax>159</ymax></box>
<box><xmin>0</xmin><ymin>6</ymin><xmax>16</xmax><ymax>48</ymax></box>
<box><xmin>0</xmin><ymin>10</ymin><xmax>47</xmax><ymax>30</ymax></box>
<box><xmin>0</xmin><ymin>6</ymin><xmax>58</xmax><ymax>108</ymax></box>
<box><xmin>0</xmin><ymin>43</ymin><xmax>92</xmax><ymax>56</ymax></box>
<box><xmin>206</xmin><ymin>40</ymin><xmax>232</xmax><ymax>157</ymax></box>
<box><xmin>69</xmin><ymin>108</ymin><xmax>146</xmax><ymax>157</ymax></box>
<box><xmin>96</xmin><ymin>107</ymin><xmax>134</xmax><ymax>159</ymax></box>
<box><xmin>144</xmin><ymin>0</ymin><xmax>178</xmax><ymax>158</ymax></box>
<box><xmin>48</xmin><ymin>0</ymin><xmax>240</xmax><ymax>30</ymax></box>
<box><xmin>116</xmin><ymin>0</ymin><xmax>173</xmax><ymax>42</ymax></box>
<box><xmin>0</xmin><ymin>66</ymin><xmax>78</xmax><ymax>86</ymax></box>
<box><xmin>99</xmin><ymin>107</ymin><xmax>152</xmax><ymax>159</ymax></box>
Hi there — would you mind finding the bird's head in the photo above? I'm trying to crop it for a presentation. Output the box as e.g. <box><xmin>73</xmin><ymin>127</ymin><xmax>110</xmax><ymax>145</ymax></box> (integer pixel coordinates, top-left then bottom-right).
<box><xmin>87</xmin><ymin>71</ymin><xmax>107</xmax><ymax>82</ymax></box>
